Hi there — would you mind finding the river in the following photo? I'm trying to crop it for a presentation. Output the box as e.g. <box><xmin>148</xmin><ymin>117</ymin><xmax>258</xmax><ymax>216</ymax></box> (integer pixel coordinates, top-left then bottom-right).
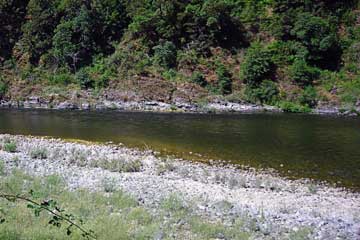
<box><xmin>0</xmin><ymin>109</ymin><xmax>359</xmax><ymax>189</ymax></box>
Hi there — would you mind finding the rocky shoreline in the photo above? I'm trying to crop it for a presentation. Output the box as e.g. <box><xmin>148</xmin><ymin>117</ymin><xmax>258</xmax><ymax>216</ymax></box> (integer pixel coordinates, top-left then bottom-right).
<box><xmin>0</xmin><ymin>98</ymin><xmax>281</xmax><ymax>113</ymax></box>
<box><xmin>1</xmin><ymin>97</ymin><xmax>359</xmax><ymax>116</ymax></box>
<box><xmin>0</xmin><ymin>134</ymin><xmax>359</xmax><ymax>239</ymax></box>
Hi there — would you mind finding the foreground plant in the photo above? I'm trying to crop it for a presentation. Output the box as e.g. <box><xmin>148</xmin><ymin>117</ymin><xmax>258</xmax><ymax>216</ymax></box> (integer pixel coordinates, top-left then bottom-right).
<box><xmin>0</xmin><ymin>191</ymin><xmax>96</xmax><ymax>239</ymax></box>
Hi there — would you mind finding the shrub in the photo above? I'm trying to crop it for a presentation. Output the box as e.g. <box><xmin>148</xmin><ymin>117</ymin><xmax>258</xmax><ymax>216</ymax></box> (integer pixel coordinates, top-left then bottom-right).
<box><xmin>0</xmin><ymin>80</ymin><xmax>7</xmax><ymax>98</ymax></box>
<box><xmin>245</xmin><ymin>80</ymin><xmax>279</xmax><ymax>105</ymax></box>
<box><xmin>267</xmin><ymin>40</ymin><xmax>308</xmax><ymax>65</ymax></box>
<box><xmin>290</xmin><ymin>60</ymin><xmax>320</xmax><ymax>86</ymax></box>
<box><xmin>162</xmin><ymin>69</ymin><xmax>178</xmax><ymax>81</ymax></box>
<box><xmin>30</xmin><ymin>148</ymin><xmax>48</xmax><ymax>159</ymax></box>
<box><xmin>343</xmin><ymin>42</ymin><xmax>360</xmax><ymax>74</ymax></box>
<box><xmin>216</xmin><ymin>65</ymin><xmax>232</xmax><ymax>95</ymax></box>
<box><xmin>86</xmin><ymin>58</ymin><xmax>113</xmax><ymax>89</ymax></box>
<box><xmin>299</xmin><ymin>86</ymin><xmax>318</xmax><ymax>108</ymax></box>
<box><xmin>3</xmin><ymin>141</ymin><xmax>17</xmax><ymax>153</ymax></box>
<box><xmin>48</xmin><ymin>70</ymin><xmax>73</xmax><ymax>85</ymax></box>
<box><xmin>191</xmin><ymin>71</ymin><xmax>207</xmax><ymax>87</ymax></box>
<box><xmin>161</xmin><ymin>194</ymin><xmax>187</xmax><ymax>213</ymax></box>
<box><xmin>291</xmin><ymin>12</ymin><xmax>339</xmax><ymax>68</ymax></box>
<box><xmin>241</xmin><ymin>43</ymin><xmax>274</xmax><ymax>86</ymax></box>
<box><xmin>75</xmin><ymin>68</ymin><xmax>94</xmax><ymax>89</ymax></box>
<box><xmin>102</xmin><ymin>177</ymin><xmax>117</xmax><ymax>193</ymax></box>
<box><xmin>0</xmin><ymin>159</ymin><xmax>4</xmax><ymax>175</ymax></box>
<box><xmin>279</xmin><ymin>101</ymin><xmax>311</xmax><ymax>113</ymax></box>
<box><xmin>153</xmin><ymin>41</ymin><xmax>177</xmax><ymax>69</ymax></box>
<box><xmin>338</xmin><ymin>77</ymin><xmax>360</xmax><ymax>105</ymax></box>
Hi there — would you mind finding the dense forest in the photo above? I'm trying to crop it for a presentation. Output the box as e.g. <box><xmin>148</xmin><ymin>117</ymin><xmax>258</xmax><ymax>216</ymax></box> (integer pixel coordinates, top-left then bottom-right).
<box><xmin>0</xmin><ymin>0</ymin><xmax>360</xmax><ymax>112</ymax></box>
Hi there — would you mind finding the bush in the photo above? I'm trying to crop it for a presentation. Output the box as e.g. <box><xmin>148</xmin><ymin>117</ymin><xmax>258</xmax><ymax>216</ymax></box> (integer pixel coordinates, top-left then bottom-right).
<box><xmin>49</xmin><ymin>70</ymin><xmax>73</xmax><ymax>85</ymax></box>
<box><xmin>278</xmin><ymin>101</ymin><xmax>311</xmax><ymax>113</ymax></box>
<box><xmin>0</xmin><ymin>80</ymin><xmax>8</xmax><ymax>98</ymax></box>
<box><xmin>162</xmin><ymin>69</ymin><xmax>178</xmax><ymax>81</ymax></box>
<box><xmin>338</xmin><ymin>78</ymin><xmax>360</xmax><ymax>105</ymax></box>
<box><xmin>3</xmin><ymin>141</ymin><xmax>17</xmax><ymax>153</ymax></box>
<box><xmin>290</xmin><ymin>60</ymin><xmax>320</xmax><ymax>86</ymax></box>
<box><xmin>245</xmin><ymin>80</ymin><xmax>279</xmax><ymax>105</ymax></box>
<box><xmin>267</xmin><ymin>40</ymin><xmax>308</xmax><ymax>66</ymax></box>
<box><xmin>30</xmin><ymin>148</ymin><xmax>48</xmax><ymax>159</ymax></box>
<box><xmin>241</xmin><ymin>43</ymin><xmax>274</xmax><ymax>86</ymax></box>
<box><xmin>291</xmin><ymin>12</ymin><xmax>339</xmax><ymax>67</ymax></box>
<box><xmin>153</xmin><ymin>41</ymin><xmax>177</xmax><ymax>69</ymax></box>
<box><xmin>216</xmin><ymin>65</ymin><xmax>232</xmax><ymax>95</ymax></box>
<box><xmin>0</xmin><ymin>159</ymin><xmax>4</xmax><ymax>175</ymax></box>
<box><xmin>75</xmin><ymin>69</ymin><xmax>94</xmax><ymax>89</ymax></box>
<box><xmin>85</xmin><ymin>58</ymin><xmax>113</xmax><ymax>89</ymax></box>
<box><xmin>191</xmin><ymin>71</ymin><xmax>207</xmax><ymax>87</ymax></box>
<box><xmin>343</xmin><ymin>42</ymin><xmax>360</xmax><ymax>74</ymax></box>
<box><xmin>299</xmin><ymin>86</ymin><xmax>318</xmax><ymax>108</ymax></box>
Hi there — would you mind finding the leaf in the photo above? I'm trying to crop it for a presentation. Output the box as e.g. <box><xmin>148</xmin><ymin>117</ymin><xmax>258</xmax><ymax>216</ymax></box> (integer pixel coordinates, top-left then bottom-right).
<box><xmin>34</xmin><ymin>208</ymin><xmax>41</xmax><ymax>217</ymax></box>
<box><xmin>29</xmin><ymin>189</ymin><xmax>34</xmax><ymax>197</ymax></box>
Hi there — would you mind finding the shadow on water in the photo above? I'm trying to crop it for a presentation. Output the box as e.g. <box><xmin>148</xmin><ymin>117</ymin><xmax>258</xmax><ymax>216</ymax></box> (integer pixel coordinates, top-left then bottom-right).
<box><xmin>0</xmin><ymin>109</ymin><xmax>359</xmax><ymax>190</ymax></box>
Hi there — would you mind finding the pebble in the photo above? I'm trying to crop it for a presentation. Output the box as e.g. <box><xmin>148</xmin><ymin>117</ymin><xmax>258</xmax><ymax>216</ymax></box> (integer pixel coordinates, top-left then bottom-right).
<box><xmin>0</xmin><ymin>134</ymin><xmax>359</xmax><ymax>239</ymax></box>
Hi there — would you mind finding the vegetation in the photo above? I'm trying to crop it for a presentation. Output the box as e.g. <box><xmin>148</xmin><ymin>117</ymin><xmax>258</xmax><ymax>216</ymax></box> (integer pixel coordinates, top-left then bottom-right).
<box><xmin>30</xmin><ymin>148</ymin><xmax>48</xmax><ymax>159</ymax></box>
<box><xmin>0</xmin><ymin>170</ymin><xmax>268</xmax><ymax>239</ymax></box>
<box><xmin>2</xmin><ymin>141</ymin><xmax>17</xmax><ymax>153</ymax></box>
<box><xmin>0</xmin><ymin>0</ymin><xmax>360</xmax><ymax>112</ymax></box>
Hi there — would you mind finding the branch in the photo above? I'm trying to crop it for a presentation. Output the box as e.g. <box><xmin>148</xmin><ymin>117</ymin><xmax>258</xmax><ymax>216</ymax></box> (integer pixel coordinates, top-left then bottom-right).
<box><xmin>0</xmin><ymin>193</ymin><xmax>96</xmax><ymax>239</ymax></box>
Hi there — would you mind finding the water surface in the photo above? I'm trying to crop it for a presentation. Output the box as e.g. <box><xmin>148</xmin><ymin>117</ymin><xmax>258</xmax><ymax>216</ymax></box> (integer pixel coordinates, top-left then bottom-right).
<box><xmin>0</xmin><ymin>109</ymin><xmax>359</xmax><ymax>189</ymax></box>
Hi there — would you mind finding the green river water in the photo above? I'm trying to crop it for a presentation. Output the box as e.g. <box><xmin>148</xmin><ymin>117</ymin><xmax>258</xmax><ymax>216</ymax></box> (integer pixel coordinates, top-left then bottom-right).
<box><xmin>0</xmin><ymin>109</ymin><xmax>359</xmax><ymax>189</ymax></box>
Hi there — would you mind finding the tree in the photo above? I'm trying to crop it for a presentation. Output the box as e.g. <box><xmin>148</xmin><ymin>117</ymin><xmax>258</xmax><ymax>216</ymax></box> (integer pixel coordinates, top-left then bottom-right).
<box><xmin>290</xmin><ymin>59</ymin><xmax>320</xmax><ymax>86</ymax></box>
<box><xmin>90</xmin><ymin>0</ymin><xmax>129</xmax><ymax>54</ymax></box>
<box><xmin>0</xmin><ymin>0</ymin><xmax>29</xmax><ymax>62</ymax></box>
<box><xmin>52</xmin><ymin>5</ymin><xmax>95</xmax><ymax>71</ymax></box>
<box><xmin>241</xmin><ymin>43</ymin><xmax>274</xmax><ymax>86</ymax></box>
<box><xmin>20</xmin><ymin>0</ymin><xmax>60</xmax><ymax>65</ymax></box>
<box><xmin>291</xmin><ymin>12</ymin><xmax>339</xmax><ymax>69</ymax></box>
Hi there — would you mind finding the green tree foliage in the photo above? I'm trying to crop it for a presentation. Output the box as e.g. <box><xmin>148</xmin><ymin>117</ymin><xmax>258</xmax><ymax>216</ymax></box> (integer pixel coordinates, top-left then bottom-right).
<box><xmin>245</xmin><ymin>80</ymin><xmax>279</xmax><ymax>105</ymax></box>
<box><xmin>153</xmin><ymin>41</ymin><xmax>177</xmax><ymax>69</ymax></box>
<box><xmin>0</xmin><ymin>0</ymin><xmax>359</xmax><ymax>109</ymax></box>
<box><xmin>0</xmin><ymin>0</ymin><xmax>29</xmax><ymax>62</ymax></box>
<box><xmin>52</xmin><ymin>5</ymin><xmax>95</xmax><ymax>71</ymax></box>
<box><xmin>290</xmin><ymin>59</ymin><xmax>320</xmax><ymax>86</ymax></box>
<box><xmin>191</xmin><ymin>71</ymin><xmax>207</xmax><ymax>88</ymax></box>
<box><xmin>216</xmin><ymin>65</ymin><xmax>232</xmax><ymax>95</ymax></box>
<box><xmin>90</xmin><ymin>0</ymin><xmax>129</xmax><ymax>55</ymax></box>
<box><xmin>241</xmin><ymin>43</ymin><xmax>274</xmax><ymax>86</ymax></box>
<box><xmin>299</xmin><ymin>86</ymin><xmax>318</xmax><ymax>108</ymax></box>
<box><xmin>20</xmin><ymin>0</ymin><xmax>60</xmax><ymax>65</ymax></box>
<box><xmin>127</xmin><ymin>0</ymin><xmax>247</xmax><ymax>52</ymax></box>
<box><xmin>0</xmin><ymin>79</ymin><xmax>7</xmax><ymax>98</ymax></box>
<box><xmin>290</xmin><ymin>12</ymin><xmax>339</xmax><ymax>69</ymax></box>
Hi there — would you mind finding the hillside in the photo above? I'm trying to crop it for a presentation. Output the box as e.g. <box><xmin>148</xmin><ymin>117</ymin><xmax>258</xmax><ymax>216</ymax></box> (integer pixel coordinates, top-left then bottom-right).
<box><xmin>0</xmin><ymin>0</ymin><xmax>360</xmax><ymax>113</ymax></box>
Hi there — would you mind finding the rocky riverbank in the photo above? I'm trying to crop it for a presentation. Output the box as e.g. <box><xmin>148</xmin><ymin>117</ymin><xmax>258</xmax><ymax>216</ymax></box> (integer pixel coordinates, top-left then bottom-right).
<box><xmin>1</xmin><ymin>98</ymin><xmax>359</xmax><ymax>116</ymax></box>
<box><xmin>0</xmin><ymin>97</ymin><xmax>281</xmax><ymax>113</ymax></box>
<box><xmin>0</xmin><ymin>134</ymin><xmax>360</xmax><ymax>239</ymax></box>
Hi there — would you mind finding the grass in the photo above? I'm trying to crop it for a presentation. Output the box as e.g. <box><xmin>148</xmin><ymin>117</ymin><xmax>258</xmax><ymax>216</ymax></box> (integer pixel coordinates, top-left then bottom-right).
<box><xmin>0</xmin><ymin>171</ymin><xmax>264</xmax><ymax>240</ymax></box>
<box><xmin>91</xmin><ymin>158</ymin><xmax>142</xmax><ymax>173</ymax></box>
<box><xmin>278</xmin><ymin>101</ymin><xmax>311</xmax><ymax>113</ymax></box>
<box><xmin>65</xmin><ymin>147</ymin><xmax>143</xmax><ymax>173</ymax></box>
<box><xmin>156</xmin><ymin>160</ymin><xmax>176</xmax><ymax>175</ymax></box>
<box><xmin>288</xmin><ymin>227</ymin><xmax>313</xmax><ymax>240</ymax></box>
<box><xmin>30</xmin><ymin>147</ymin><xmax>48</xmax><ymax>159</ymax></box>
<box><xmin>307</xmin><ymin>184</ymin><xmax>318</xmax><ymax>194</ymax></box>
<box><xmin>0</xmin><ymin>159</ymin><xmax>4</xmax><ymax>175</ymax></box>
<box><xmin>2</xmin><ymin>141</ymin><xmax>17</xmax><ymax>153</ymax></box>
<box><xmin>101</xmin><ymin>177</ymin><xmax>117</xmax><ymax>193</ymax></box>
